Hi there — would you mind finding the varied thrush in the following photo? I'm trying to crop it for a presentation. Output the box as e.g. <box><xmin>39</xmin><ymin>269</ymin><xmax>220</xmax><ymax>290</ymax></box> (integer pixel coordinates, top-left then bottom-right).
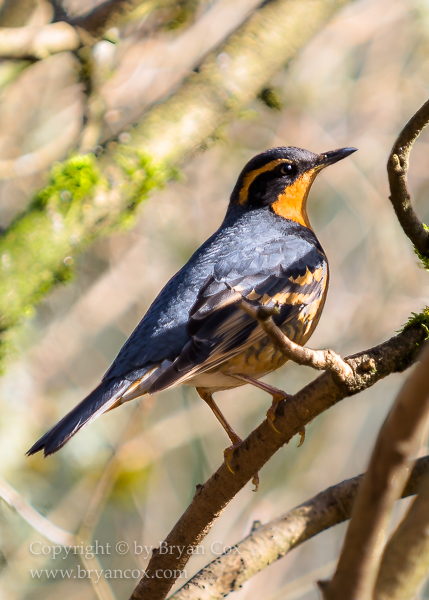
<box><xmin>28</xmin><ymin>146</ymin><xmax>356</xmax><ymax>457</ymax></box>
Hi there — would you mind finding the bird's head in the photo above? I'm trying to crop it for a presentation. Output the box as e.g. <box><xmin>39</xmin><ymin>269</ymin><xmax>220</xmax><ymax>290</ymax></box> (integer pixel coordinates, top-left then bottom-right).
<box><xmin>230</xmin><ymin>146</ymin><xmax>357</xmax><ymax>228</ymax></box>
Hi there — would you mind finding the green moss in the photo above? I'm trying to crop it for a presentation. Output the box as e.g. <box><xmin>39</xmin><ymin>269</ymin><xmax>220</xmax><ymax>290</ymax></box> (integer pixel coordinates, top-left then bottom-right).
<box><xmin>407</xmin><ymin>226</ymin><xmax>429</xmax><ymax>339</ymax></box>
<box><xmin>402</xmin><ymin>307</ymin><xmax>429</xmax><ymax>340</ymax></box>
<box><xmin>0</xmin><ymin>133</ymin><xmax>181</xmax><ymax>371</ymax></box>
<box><xmin>0</xmin><ymin>156</ymin><xmax>101</xmax><ymax>334</ymax></box>
<box><xmin>412</xmin><ymin>222</ymin><xmax>429</xmax><ymax>270</ymax></box>
<box><xmin>31</xmin><ymin>155</ymin><xmax>99</xmax><ymax>213</ymax></box>
<box><xmin>415</xmin><ymin>250</ymin><xmax>429</xmax><ymax>274</ymax></box>
<box><xmin>114</xmin><ymin>149</ymin><xmax>180</xmax><ymax>229</ymax></box>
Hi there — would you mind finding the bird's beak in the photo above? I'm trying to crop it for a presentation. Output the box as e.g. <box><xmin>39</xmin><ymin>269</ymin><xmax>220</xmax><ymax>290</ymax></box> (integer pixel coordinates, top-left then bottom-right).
<box><xmin>314</xmin><ymin>147</ymin><xmax>357</xmax><ymax>170</ymax></box>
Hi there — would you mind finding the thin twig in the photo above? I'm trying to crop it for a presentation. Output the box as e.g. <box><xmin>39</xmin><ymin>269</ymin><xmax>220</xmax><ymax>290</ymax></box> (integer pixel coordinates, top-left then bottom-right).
<box><xmin>169</xmin><ymin>456</ymin><xmax>429</xmax><ymax>600</ymax></box>
<box><xmin>319</xmin><ymin>341</ymin><xmax>429</xmax><ymax>600</ymax></box>
<box><xmin>0</xmin><ymin>407</ymin><xmax>146</xmax><ymax>600</ymax></box>
<box><xmin>0</xmin><ymin>478</ymin><xmax>115</xmax><ymax>600</ymax></box>
<box><xmin>0</xmin><ymin>475</ymin><xmax>75</xmax><ymax>546</ymax></box>
<box><xmin>74</xmin><ymin>405</ymin><xmax>149</xmax><ymax>600</ymax></box>
<box><xmin>129</xmin><ymin>322</ymin><xmax>426</xmax><ymax>600</ymax></box>
<box><xmin>238</xmin><ymin>298</ymin><xmax>353</xmax><ymax>381</ymax></box>
<box><xmin>387</xmin><ymin>98</ymin><xmax>429</xmax><ymax>258</ymax></box>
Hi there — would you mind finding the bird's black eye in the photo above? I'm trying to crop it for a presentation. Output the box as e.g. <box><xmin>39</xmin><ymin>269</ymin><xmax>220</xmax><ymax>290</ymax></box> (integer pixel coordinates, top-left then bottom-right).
<box><xmin>280</xmin><ymin>163</ymin><xmax>294</xmax><ymax>176</ymax></box>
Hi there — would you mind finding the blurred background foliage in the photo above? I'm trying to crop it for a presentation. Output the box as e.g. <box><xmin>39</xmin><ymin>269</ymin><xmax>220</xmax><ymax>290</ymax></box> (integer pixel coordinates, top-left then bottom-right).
<box><xmin>1</xmin><ymin>0</ymin><xmax>429</xmax><ymax>599</ymax></box>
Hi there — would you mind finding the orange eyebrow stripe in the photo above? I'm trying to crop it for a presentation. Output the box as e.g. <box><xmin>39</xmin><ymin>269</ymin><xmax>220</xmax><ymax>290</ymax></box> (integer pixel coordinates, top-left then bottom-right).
<box><xmin>271</xmin><ymin>169</ymin><xmax>317</xmax><ymax>228</ymax></box>
<box><xmin>238</xmin><ymin>159</ymin><xmax>289</xmax><ymax>205</ymax></box>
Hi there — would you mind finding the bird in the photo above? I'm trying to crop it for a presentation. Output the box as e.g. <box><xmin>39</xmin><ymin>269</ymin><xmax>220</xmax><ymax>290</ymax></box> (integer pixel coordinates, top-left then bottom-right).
<box><xmin>28</xmin><ymin>145</ymin><xmax>356</xmax><ymax>458</ymax></box>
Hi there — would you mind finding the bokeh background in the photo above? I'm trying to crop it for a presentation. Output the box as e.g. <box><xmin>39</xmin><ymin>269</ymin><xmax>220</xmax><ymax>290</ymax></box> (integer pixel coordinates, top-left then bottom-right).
<box><xmin>1</xmin><ymin>0</ymin><xmax>429</xmax><ymax>598</ymax></box>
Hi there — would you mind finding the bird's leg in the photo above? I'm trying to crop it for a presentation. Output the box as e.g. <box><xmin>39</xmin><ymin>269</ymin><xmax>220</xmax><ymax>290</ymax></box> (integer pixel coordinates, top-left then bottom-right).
<box><xmin>196</xmin><ymin>388</ymin><xmax>245</xmax><ymax>476</ymax></box>
<box><xmin>197</xmin><ymin>388</ymin><xmax>241</xmax><ymax>448</ymax></box>
<box><xmin>197</xmin><ymin>388</ymin><xmax>260</xmax><ymax>490</ymax></box>
<box><xmin>231</xmin><ymin>373</ymin><xmax>295</xmax><ymax>437</ymax></box>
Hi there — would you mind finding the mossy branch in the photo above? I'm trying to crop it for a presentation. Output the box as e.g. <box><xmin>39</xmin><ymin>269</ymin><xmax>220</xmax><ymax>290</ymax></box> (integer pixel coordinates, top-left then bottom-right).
<box><xmin>0</xmin><ymin>153</ymin><xmax>172</xmax><ymax>360</ymax></box>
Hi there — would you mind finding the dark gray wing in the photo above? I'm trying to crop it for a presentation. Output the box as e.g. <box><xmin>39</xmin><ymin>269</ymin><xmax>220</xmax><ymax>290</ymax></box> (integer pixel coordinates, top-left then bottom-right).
<box><xmin>149</xmin><ymin>237</ymin><xmax>327</xmax><ymax>392</ymax></box>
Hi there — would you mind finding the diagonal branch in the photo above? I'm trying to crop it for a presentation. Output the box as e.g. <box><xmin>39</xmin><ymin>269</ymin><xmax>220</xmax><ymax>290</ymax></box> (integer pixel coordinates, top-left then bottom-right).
<box><xmin>319</xmin><ymin>341</ymin><xmax>429</xmax><ymax>600</ymax></box>
<box><xmin>387</xmin><ymin>98</ymin><xmax>429</xmax><ymax>258</ymax></box>
<box><xmin>169</xmin><ymin>455</ymin><xmax>429</xmax><ymax>600</ymax></box>
<box><xmin>129</xmin><ymin>321</ymin><xmax>427</xmax><ymax>600</ymax></box>
<box><xmin>0</xmin><ymin>475</ymin><xmax>75</xmax><ymax>546</ymax></box>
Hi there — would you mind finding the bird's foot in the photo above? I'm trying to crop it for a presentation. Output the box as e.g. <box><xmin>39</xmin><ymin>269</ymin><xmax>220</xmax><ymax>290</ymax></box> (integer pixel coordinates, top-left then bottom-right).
<box><xmin>266</xmin><ymin>391</ymin><xmax>292</xmax><ymax>434</ymax></box>
<box><xmin>223</xmin><ymin>440</ymin><xmax>259</xmax><ymax>491</ymax></box>
<box><xmin>223</xmin><ymin>436</ymin><xmax>243</xmax><ymax>475</ymax></box>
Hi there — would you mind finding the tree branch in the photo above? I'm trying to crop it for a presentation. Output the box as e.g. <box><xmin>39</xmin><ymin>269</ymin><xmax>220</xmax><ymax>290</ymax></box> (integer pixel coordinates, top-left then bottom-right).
<box><xmin>319</xmin><ymin>341</ymin><xmax>429</xmax><ymax>600</ymax></box>
<box><xmin>0</xmin><ymin>22</ymin><xmax>80</xmax><ymax>59</ymax></box>
<box><xmin>374</xmin><ymin>471</ymin><xmax>429</xmax><ymax>600</ymax></box>
<box><xmin>0</xmin><ymin>475</ymin><xmax>75</xmax><ymax>546</ymax></box>
<box><xmin>168</xmin><ymin>455</ymin><xmax>429</xmax><ymax>600</ymax></box>
<box><xmin>387</xmin><ymin>98</ymin><xmax>429</xmax><ymax>258</ymax></box>
<box><xmin>0</xmin><ymin>407</ymin><xmax>144</xmax><ymax>600</ymax></box>
<box><xmin>138</xmin><ymin>0</ymin><xmax>353</xmax><ymax>164</ymax></box>
<box><xmin>129</xmin><ymin>322</ymin><xmax>427</xmax><ymax>600</ymax></box>
<box><xmin>98</xmin><ymin>0</ymin><xmax>266</xmax><ymax>139</ymax></box>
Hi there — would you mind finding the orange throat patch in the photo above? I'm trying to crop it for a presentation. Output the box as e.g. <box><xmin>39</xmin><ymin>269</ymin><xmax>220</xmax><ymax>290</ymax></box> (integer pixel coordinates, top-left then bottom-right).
<box><xmin>271</xmin><ymin>169</ymin><xmax>317</xmax><ymax>228</ymax></box>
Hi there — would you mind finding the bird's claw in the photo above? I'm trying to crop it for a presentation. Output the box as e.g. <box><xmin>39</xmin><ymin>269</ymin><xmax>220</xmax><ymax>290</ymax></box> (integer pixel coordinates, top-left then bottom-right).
<box><xmin>223</xmin><ymin>438</ymin><xmax>259</xmax><ymax>491</ymax></box>
<box><xmin>297</xmin><ymin>427</ymin><xmax>306</xmax><ymax>447</ymax></box>
<box><xmin>223</xmin><ymin>438</ymin><xmax>243</xmax><ymax>474</ymax></box>
<box><xmin>266</xmin><ymin>392</ymin><xmax>290</xmax><ymax>434</ymax></box>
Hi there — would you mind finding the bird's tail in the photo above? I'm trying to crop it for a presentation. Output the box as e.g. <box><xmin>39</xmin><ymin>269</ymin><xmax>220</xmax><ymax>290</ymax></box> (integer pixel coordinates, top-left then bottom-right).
<box><xmin>27</xmin><ymin>378</ymin><xmax>129</xmax><ymax>457</ymax></box>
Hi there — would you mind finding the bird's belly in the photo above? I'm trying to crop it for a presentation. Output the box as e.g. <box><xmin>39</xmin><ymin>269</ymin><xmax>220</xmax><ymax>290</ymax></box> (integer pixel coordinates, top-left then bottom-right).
<box><xmin>185</xmin><ymin>304</ymin><xmax>322</xmax><ymax>392</ymax></box>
